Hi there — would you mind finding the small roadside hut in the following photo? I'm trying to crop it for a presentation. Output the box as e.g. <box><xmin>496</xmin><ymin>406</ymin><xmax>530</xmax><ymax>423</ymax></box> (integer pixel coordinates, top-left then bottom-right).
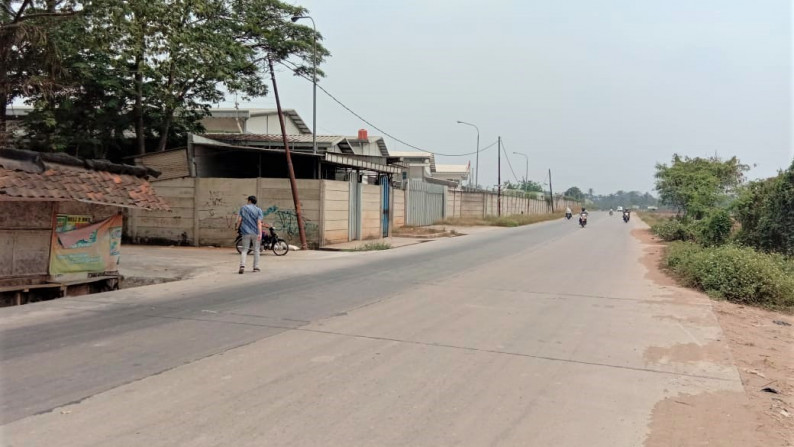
<box><xmin>0</xmin><ymin>149</ymin><xmax>170</xmax><ymax>305</ymax></box>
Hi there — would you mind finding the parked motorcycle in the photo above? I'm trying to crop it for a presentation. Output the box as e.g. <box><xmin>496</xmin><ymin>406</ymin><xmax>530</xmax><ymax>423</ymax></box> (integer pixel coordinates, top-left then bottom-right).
<box><xmin>579</xmin><ymin>213</ymin><xmax>588</xmax><ymax>228</ymax></box>
<box><xmin>235</xmin><ymin>227</ymin><xmax>289</xmax><ymax>256</ymax></box>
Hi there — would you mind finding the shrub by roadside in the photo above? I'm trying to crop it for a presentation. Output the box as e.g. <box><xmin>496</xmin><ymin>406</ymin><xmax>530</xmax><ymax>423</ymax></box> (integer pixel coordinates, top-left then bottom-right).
<box><xmin>649</xmin><ymin>209</ymin><xmax>731</xmax><ymax>246</ymax></box>
<box><xmin>665</xmin><ymin>241</ymin><xmax>794</xmax><ymax>309</ymax></box>
<box><xmin>652</xmin><ymin>219</ymin><xmax>695</xmax><ymax>242</ymax></box>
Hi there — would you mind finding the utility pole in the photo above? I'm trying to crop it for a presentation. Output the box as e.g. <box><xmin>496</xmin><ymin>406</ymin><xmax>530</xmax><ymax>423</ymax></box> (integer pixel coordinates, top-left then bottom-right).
<box><xmin>268</xmin><ymin>57</ymin><xmax>308</xmax><ymax>250</ymax></box>
<box><xmin>548</xmin><ymin>168</ymin><xmax>554</xmax><ymax>213</ymax></box>
<box><xmin>497</xmin><ymin>136</ymin><xmax>502</xmax><ymax>217</ymax></box>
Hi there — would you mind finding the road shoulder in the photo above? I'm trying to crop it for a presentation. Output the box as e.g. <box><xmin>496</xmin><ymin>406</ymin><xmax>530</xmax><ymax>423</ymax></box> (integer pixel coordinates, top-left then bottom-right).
<box><xmin>633</xmin><ymin>227</ymin><xmax>793</xmax><ymax>446</ymax></box>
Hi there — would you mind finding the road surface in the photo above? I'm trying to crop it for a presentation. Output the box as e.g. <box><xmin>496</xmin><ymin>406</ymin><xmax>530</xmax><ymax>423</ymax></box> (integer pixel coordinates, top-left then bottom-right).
<box><xmin>1</xmin><ymin>214</ymin><xmax>748</xmax><ymax>446</ymax></box>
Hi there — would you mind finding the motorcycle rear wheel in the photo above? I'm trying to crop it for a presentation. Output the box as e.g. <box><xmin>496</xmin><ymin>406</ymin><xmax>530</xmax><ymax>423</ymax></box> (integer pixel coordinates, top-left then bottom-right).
<box><xmin>272</xmin><ymin>239</ymin><xmax>289</xmax><ymax>256</ymax></box>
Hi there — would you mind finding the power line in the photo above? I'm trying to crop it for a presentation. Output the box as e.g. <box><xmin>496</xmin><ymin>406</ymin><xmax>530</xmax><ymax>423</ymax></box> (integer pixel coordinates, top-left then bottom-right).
<box><xmin>278</xmin><ymin>60</ymin><xmax>485</xmax><ymax>157</ymax></box>
<box><xmin>499</xmin><ymin>140</ymin><xmax>521</xmax><ymax>184</ymax></box>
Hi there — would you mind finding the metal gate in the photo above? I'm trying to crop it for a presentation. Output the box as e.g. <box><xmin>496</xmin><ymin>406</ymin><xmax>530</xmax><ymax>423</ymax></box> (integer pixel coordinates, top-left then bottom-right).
<box><xmin>381</xmin><ymin>176</ymin><xmax>390</xmax><ymax>237</ymax></box>
<box><xmin>348</xmin><ymin>173</ymin><xmax>362</xmax><ymax>240</ymax></box>
<box><xmin>406</xmin><ymin>180</ymin><xmax>445</xmax><ymax>226</ymax></box>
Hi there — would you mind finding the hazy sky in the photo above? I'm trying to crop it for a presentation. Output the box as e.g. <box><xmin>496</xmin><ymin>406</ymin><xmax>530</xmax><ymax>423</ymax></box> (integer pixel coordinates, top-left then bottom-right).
<box><xmin>233</xmin><ymin>0</ymin><xmax>792</xmax><ymax>194</ymax></box>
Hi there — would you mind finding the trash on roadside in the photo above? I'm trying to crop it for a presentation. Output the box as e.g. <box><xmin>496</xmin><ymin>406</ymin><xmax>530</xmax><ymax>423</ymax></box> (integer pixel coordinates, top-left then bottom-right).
<box><xmin>744</xmin><ymin>369</ymin><xmax>767</xmax><ymax>379</ymax></box>
<box><xmin>772</xmin><ymin>320</ymin><xmax>791</xmax><ymax>326</ymax></box>
<box><xmin>780</xmin><ymin>409</ymin><xmax>791</xmax><ymax>418</ymax></box>
<box><xmin>761</xmin><ymin>387</ymin><xmax>780</xmax><ymax>394</ymax></box>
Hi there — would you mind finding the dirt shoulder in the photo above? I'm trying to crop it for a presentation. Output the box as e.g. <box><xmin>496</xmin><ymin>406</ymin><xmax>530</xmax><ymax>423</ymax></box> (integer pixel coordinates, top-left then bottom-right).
<box><xmin>633</xmin><ymin>227</ymin><xmax>794</xmax><ymax>446</ymax></box>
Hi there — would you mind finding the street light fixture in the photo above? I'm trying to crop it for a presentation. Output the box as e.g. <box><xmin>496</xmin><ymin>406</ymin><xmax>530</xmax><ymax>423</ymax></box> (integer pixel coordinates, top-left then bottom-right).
<box><xmin>512</xmin><ymin>152</ymin><xmax>528</xmax><ymax>191</ymax></box>
<box><xmin>291</xmin><ymin>15</ymin><xmax>318</xmax><ymax>155</ymax></box>
<box><xmin>456</xmin><ymin>121</ymin><xmax>479</xmax><ymax>188</ymax></box>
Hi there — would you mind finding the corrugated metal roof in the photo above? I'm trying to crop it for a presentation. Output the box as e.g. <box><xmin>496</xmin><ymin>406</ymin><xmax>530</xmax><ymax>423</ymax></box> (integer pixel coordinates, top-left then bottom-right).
<box><xmin>202</xmin><ymin>133</ymin><xmax>345</xmax><ymax>145</ymax></box>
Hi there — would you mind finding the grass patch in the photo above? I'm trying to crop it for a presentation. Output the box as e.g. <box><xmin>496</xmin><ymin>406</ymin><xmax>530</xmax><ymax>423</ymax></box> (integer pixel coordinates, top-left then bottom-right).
<box><xmin>636</xmin><ymin>211</ymin><xmax>675</xmax><ymax>228</ymax></box>
<box><xmin>438</xmin><ymin>213</ymin><xmax>565</xmax><ymax>227</ymax></box>
<box><xmin>351</xmin><ymin>241</ymin><xmax>392</xmax><ymax>251</ymax></box>
<box><xmin>665</xmin><ymin>241</ymin><xmax>794</xmax><ymax>310</ymax></box>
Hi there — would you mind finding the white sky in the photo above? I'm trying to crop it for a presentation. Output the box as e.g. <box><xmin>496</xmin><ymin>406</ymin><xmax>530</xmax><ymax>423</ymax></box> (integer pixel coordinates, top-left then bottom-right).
<box><xmin>226</xmin><ymin>0</ymin><xmax>792</xmax><ymax>194</ymax></box>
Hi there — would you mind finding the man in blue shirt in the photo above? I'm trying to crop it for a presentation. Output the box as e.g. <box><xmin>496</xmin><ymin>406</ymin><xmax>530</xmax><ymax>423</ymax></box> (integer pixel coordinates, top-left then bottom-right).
<box><xmin>235</xmin><ymin>195</ymin><xmax>264</xmax><ymax>274</ymax></box>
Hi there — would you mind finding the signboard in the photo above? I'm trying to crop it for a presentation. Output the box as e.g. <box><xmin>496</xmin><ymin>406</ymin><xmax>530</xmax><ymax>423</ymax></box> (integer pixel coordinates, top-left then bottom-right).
<box><xmin>50</xmin><ymin>214</ymin><xmax>123</xmax><ymax>276</ymax></box>
<box><xmin>55</xmin><ymin>214</ymin><xmax>92</xmax><ymax>232</ymax></box>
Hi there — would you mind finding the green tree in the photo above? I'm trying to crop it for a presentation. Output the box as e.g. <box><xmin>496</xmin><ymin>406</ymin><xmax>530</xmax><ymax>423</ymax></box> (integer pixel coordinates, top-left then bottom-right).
<box><xmin>655</xmin><ymin>155</ymin><xmax>748</xmax><ymax>219</ymax></box>
<box><xmin>0</xmin><ymin>0</ymin><xmax>78</xmax><ymax>145</ymax></box>
<box><xmin>564</xmin><ymin>186</ymin><xmax>584</xmax><ymax>200</ymax></box>
<box><xmin>734</xmin><ymin>161</ymin><xmax>794</xmax><ymax>255</ymax></box>
<box><xmin>18</xmin><ymin>0</ymin><xmax>328</xmax><ymax>156</ymax></box>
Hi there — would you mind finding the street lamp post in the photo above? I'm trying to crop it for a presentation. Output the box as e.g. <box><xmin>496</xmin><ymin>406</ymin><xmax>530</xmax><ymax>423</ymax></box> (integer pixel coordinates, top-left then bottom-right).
<box><xmin>512</xmin><ymin>152</ymin><xmax>528</xmax><ymax>191</ymax></box>
<box><xmin>456</xmin><ymin>121</ymin><xmax>479</xmax><ymax>188</ymax></box>
<box><xmin>291</xmin><ymin>15</ymin><xmax>317</xmax><ymax>155</ymax></box>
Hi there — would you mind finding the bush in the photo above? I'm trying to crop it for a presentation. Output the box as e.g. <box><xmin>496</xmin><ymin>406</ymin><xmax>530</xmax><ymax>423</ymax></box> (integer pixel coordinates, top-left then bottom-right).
<box><xmin>652</xmin><ymin>219</ymin><xmax>695</xmax><ymax>242</ymax></box>
<box><xmin>733</xmin><ymin>162</ymin><xmax>794</xmax><ymax>255</ymax></box>
<box><xmin>696</xmin><ymin>209</ymin><xmax>732</xmax><ymax>246</ymax></box>
<box><xmin>665</xmin><ymin>242</ymin><xmax>794</xmax><ymax>308</ymax></box>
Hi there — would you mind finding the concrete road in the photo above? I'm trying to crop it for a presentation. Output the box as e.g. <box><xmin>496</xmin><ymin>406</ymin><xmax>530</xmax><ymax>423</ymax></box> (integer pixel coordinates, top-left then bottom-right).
<box><xmin>1</xmin><ymin>214</ymin><xmax>744</xmax><ymax>446</ymax></box>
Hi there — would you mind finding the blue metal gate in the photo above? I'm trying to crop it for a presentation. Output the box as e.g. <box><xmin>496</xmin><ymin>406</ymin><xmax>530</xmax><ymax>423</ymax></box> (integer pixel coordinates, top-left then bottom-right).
<box><xmin>381</xmin><ymin>176</ymin><xmax>390</xmax><ymax>237</ymax></box>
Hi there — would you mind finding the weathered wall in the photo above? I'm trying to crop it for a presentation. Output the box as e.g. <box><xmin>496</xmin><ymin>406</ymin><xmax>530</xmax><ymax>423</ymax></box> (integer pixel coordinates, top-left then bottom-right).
<box><xmin>360</xmin><ymin>184</ymin><xmax>382</xmax><ymax>240</ymax></box>
<box><xmin>127</xmin><ymin>178</ymin><xmax>195</xmax><ymax>245</ymax></box>
<box><xmin>0</xmin><ymin>202</ymin><xmax>53</xmax><ymax>284</ymax></box>
<box><xmin>125</xmin><ymin>178</ymin><xmax>399</xmax><ymax>247</ymax></box>
<box><xmin>258</xmin><ymin>178</ymin><xmax>321</xmax><ymax>247</ymax></box>
<box><xmin>322</xmin><ymin>180</ymin><xmax>349</xmax><ymax>245</ymax></box>
<box><xmin>192</xmin><ymin>178</ymin><xmax>322</xmax><ymax>247</ymax></box>
<box><xmin>134</xmin><ymin>149</ymin><xmax>190</xmax><ymax>180</ymax></box>
<box><xmin>1</xmin><ymin>201</ymin><xmax>122</xmax><ymax>286</ymax></box>
<box><xmin>393</xmin><ymin>188</ymin><xmax>405</xmax><ymax>228</ymax></box>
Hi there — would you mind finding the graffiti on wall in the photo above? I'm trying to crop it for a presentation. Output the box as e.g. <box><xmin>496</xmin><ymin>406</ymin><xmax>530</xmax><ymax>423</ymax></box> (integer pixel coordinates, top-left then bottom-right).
<box><xmin>263</xmin><ymin>206</ymin><xmax>318</xmax><ymax>243</ymax></box>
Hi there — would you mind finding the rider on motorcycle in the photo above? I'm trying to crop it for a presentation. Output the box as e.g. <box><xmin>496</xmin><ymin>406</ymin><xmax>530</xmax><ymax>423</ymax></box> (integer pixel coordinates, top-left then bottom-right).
<box><xmin>579</xmin><ymin>207</ymin><xmax>588</xmax><ymax>226</ymax></box>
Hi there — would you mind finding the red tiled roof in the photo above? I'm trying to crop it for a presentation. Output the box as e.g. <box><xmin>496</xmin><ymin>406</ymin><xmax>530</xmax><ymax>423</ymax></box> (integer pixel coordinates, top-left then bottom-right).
<box><xmin>0</xmin><ymin>152</ymin><xmax>170</xmax><ymax>211</ymax></box>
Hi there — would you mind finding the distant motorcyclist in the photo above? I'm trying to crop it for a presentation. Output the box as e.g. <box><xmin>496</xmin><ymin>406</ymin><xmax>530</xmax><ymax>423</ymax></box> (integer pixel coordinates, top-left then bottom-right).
<box><xmin>565</xmin><ymin>206</ymin><xmax>572</xmax><ymax>220</ymax></box>
<box><xmin>579</xmin><ymin>207</ymin><xmax>589</xmax><ymax>227</ymax></box>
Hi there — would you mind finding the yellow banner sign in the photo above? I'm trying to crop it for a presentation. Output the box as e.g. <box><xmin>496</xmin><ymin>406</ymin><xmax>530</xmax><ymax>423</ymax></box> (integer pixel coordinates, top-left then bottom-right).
<box><xmin>50</xmin><ymin>214</ymin><xmax>123</xmax><ymax>275</ymax></box>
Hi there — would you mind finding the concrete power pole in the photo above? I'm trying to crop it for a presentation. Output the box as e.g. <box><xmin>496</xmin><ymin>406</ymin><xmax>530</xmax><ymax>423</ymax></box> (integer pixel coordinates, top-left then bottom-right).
<box><xmin>268</xmin><ymin>57</ymin><xmax>308</xmax><ymax>250</ymax></box>
<box><xmin>548</xmin><ymin>168</ymin><xmax>554</xmax><ymax>213</ymax></box>
<box><xmin>497</xmin><ymin>137</ymin><xmax>502</xmax><ymax>217</ymax></box>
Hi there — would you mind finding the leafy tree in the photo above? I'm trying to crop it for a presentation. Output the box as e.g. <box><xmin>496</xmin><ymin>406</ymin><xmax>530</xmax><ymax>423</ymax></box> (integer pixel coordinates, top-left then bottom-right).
<box><xmin>589</xmin><ymin>190</ymin><xmax>659</xmax><ymax>210</ymax></box>
<box><xmin>734</xmin><ymin>161</ymin><xmax>794</xmax><ymax>255</ymax></box>
<box><xmin>655</xmin><ymin>155</ymin><xmax>748</xmax><ymax>219</ymax></box>
<box><xmin>17</xmin><ymin>0</ymin><xmax>328</xmax><ymax>156</ymax></box>
<box><xmin>564</xmin><ymin>186</ymin><xmax>584</xmax><ymax>200</ymax></box>
<box><xmin>0</xmin><ymin>0</ymin><xmax>78</xmax><ymax>146</ymax></box>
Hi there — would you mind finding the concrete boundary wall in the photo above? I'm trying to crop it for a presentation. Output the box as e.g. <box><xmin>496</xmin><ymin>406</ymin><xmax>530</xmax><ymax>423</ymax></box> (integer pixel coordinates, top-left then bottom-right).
<box><xmin>444</xmin><ymin>189</ymin><xmax>580</xmax><ymax>220</ymax></box>
<box><xmin>126</xmin><ymin>177</ymin><xmax>400</xmax><ymax>247</ymax></box>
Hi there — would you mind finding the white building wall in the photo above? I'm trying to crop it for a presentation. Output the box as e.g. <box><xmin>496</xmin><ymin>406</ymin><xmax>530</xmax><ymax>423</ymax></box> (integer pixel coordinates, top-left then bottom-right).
<box><xmin>246</xmin><ymin>114</ymin><xmax>302</xmax><ymax>134</ymax></box>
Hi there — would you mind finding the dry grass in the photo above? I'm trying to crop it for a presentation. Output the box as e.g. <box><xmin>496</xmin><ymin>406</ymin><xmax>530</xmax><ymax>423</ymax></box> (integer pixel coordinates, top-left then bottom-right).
<box><xmin>438</xmin><ymin>213</ymin><xmax>565</xmax><ymax>228</ymax></box>
<box><xmin>393</xmin><ymin>226</ymin><xmax>446</xmax><ymax>236</ymax></box>
<box><xmin>636</xmin><ymin>211</ymin><xmax>676</xmax><ymax>228</ymax></box>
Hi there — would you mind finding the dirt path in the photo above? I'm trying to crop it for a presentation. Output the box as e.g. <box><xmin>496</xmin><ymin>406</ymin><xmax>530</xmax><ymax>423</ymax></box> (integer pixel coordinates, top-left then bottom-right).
<box><xmin>634</xmin><ymin>228</ymin><xmax>794</xmax><ymax>446</ymax></box>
